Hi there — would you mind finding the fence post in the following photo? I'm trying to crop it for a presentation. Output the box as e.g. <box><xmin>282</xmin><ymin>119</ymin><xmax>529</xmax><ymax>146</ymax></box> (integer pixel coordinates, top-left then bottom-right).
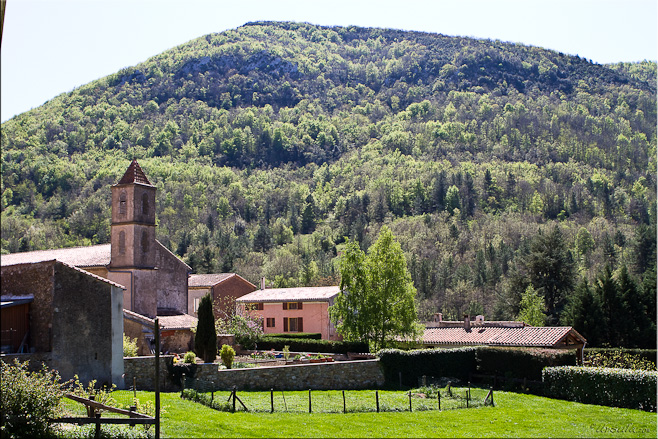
<box><xmin>154</xmin><ymin>317</ymin><xmax>160</xmax><ymax>439</ymax></box>
<box><xmin>342</xmin><ymin>390</ymin><xmax>346</xmax><ymax>414</ymax></box>
<box><xmin>308</xmin><ymin>389</ymin><xmax>312</xmax><ymax>414</ymax></box>
<box><xmin>376</xmin><ymin>390</ymin><xmax>380</xmax><ymax>413</ymax></box>
<box><xmin>271</xmin><ymin>389</ymin><xmax>274</xmax><ymax>413</ymax></box>
<box><xmin>211</xmin><ymin>382</ymin><xmax>214</xmax><ymax>402</ymax></box>
<box><xmin>94</xmin><ymin>413</ymin><xmax>101</xmax><ymax>439</ymax></box>
<box><xmin>232</xmin><ymin>387</ymin><xmax>236</xmax><ymax>413</ymax></box>
<box><xmin>437</xmin><ymin>390</ymin><xmax>441</xmax><ymax>411</ymax></box>
<box><xmin>466</xmin><ymin>390</ymin><xmax>469</xmax><ymax>408</ymax></box>
<box><xmin>133</xmin><ymin>376</ymin><xmax>137</xmax><ymax>399</ymax></box>
<box><xmin>490</xmin><ymin>387</ymin><xmax>495</xmax><ymax>407</ymax></box>
<box><xmin>408</xmin><ymin>392</ymin><xmax>412</xmax><ymax>412</ymax></box>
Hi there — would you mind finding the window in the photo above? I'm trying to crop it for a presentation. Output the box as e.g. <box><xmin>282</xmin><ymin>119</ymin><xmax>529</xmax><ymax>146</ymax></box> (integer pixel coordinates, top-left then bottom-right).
<box><xmin>193</xmin><ymin>297</ymin><xmax>201</xmax><ymax>313</ymax></box>
<box><xmin>141</xmin><ymin>230</ymin><xmax>149</xmax><ymax>253</ymax></box>
<box><xmin>282</xmin><ymin>302</ymin><xmax>303</xmax><ymax>310</ymax></box>
<box><xmin>142</xmin><ymin>193</ymin><xmax>150</xmax><ymax>216</ymax></box>
<box><xmin>245</xmin><ymin>303</ymin><xmax>264</xmax><ymax>311</ymax></box>
<box><xmin>119</xmin><ymin>191</ymin><xmax>127</xmax><ymax>216</ymax></box>
<box><xmin>283</xmin><ymin>317</ymin><xmax>303</xmax><ymax>332</ymax></box>
<box><xmin>266</xmin><ymin>318</ymin><xmax>275</xmax><ymax>328</ymax></box>
<box><xmin>118</xmin><ymin>231</ymin><xmax>126</xmax><ymax>255</ymax></box>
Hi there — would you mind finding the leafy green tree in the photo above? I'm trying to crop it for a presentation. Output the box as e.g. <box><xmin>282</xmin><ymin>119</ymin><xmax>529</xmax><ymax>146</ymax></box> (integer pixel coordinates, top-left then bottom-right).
<box><xmin>330</xmin><ymin>226</ymin><xmax>421</xmax><ymax>351</ymax></box>
<box><xmin>517</xmin><ymin>285</ymin><xmax>546</xmax><ymax>326</ymax></box>
<box><xmin>194</xmin><ymin>294</ymin><xmax>217</xmax><ymax>363</ymax></box>
<box><xmin>562</xmin><ymin>278</ymin><xmax>603</xmax><ymax>346</ymax></box>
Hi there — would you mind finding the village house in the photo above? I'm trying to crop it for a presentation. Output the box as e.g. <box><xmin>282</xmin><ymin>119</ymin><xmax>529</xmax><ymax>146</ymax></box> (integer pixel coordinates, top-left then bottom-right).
<box><xmin>1</xmin><ymin>160</ymin><xmax>197</xmax><ymax>379</ymax></box>
<box><xmin>1</xmin><ymin>260</ymin><xmax>124</xmax><ymax>385</ymax></box>
<box><xmin>188</xmin><ymin>273</ymin><xmax>257</xmax><ymax>319</ymax></box>
<box><xmin>418</xmin><ymin>314</ymin><xmax>587</xmax><ymax>363</ymax></box>
<box><xmin>236</xmin><ymin>286</ymin><xmax>341</xmax><ymax>340</ymax></box>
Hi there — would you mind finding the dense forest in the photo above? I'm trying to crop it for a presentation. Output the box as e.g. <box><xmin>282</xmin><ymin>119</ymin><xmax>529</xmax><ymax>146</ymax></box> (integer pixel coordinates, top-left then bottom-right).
<box><xmin>1</xmin><ymin>22</ymin><xmax>656</xmax><ymax>347</ymax></box>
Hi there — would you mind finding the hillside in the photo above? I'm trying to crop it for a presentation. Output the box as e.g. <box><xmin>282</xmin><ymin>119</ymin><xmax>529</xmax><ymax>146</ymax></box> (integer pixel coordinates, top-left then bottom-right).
<box><xmin>1</xmin><ymin>22</ymin><xmax>656</xmax><ymax>346</ymax></box>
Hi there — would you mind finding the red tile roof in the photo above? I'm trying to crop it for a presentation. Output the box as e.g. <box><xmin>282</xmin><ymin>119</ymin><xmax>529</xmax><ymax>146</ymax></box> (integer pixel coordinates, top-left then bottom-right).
<box><xmin>117</xmin><ymin>159</ymin><xmax>152</xmax><ymax>185</ymax></box>
<box><xmin>188</xmin><ymin>273</ymin><xmax>237</xmax><ymax>287</ymax></box>
<box><xmin>123</xmin><ymin>309</ymin><xmax>198</xmax><ymax>331</ymax></box>
<box><xmin>236</xmin><ymin>286</ymin><xmax>340</xmax><ymax>303</ymax></box>
<box><xmin>421</xmin><ymin>326</ymin><xmax>585</xmax><ymax>347</ymax></box>
<box><xmin>1</xmin><ymin>244</ymin><xmax>112</xmax><ymax>267</ymax></box>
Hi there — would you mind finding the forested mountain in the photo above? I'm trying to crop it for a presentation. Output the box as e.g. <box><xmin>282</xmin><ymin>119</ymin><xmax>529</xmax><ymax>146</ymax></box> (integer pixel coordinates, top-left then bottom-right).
<box><xmin>1</xmin><ymin>22</ymin><xmax>656</xmax><ymax>347</ymax></box>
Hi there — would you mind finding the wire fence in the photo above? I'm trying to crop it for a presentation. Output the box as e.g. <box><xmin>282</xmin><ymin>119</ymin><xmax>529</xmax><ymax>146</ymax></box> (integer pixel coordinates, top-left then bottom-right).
<box><xmin>180</xmin><ymin>386</ymin><xmax>494</xmax><ymax>414</ymax></box>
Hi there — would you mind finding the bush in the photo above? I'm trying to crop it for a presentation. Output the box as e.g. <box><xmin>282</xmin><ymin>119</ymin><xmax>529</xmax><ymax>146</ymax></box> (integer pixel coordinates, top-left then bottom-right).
<box><xmin>1</xmin><ymin>359</ymin><xmax>63</xmax><ymax>439</ymax></box>
<box><xmin>167</xmin><ymin>362</ymin><xmax>197</xmax><ymax>389</ymax></box>
<box><xmin>194</xmin><ymin>294</ymin><xmax>217</xmax><ymax>363</ymax></box>
<box><xmin>257</xmin><ymin>337</ymin><xmax>368</xmax><ymax>354</ymax></box>
<box><xmin>265</xmin><ymin>333</ymin><xmax>322</xmax><ymax>340</ymax></box>
<box><xmin>543</xmin><ymin>366</ymin><xmax>657</xmax><ymax>411</ymax></box>
<box><xmin>123</xmin><ymin>334</ymin><xmax>139</xmax><ymax>357</ymax></box>
<box><xmin>584</xmin><ymin>348</ymin><xmax>657</xmax><ymax>370</ymax></box>
<box><xmin>220</xmin><ymin>344</ymin><xmax>236</xmax><ymax>369</ymax></box>
<box><xmin>183</xmin><ymin>351</ymin><xmax>197</xmax><ymax>364</ymax></box>
<box><xmin>377</xmin><ymin>348</ymin><xmax>478</xmax><ymax>387</ymax></box>
<box><xmin>476</xmin><ymin>347</ymin><xmax>577</xmax><ymax>381</ymax></box>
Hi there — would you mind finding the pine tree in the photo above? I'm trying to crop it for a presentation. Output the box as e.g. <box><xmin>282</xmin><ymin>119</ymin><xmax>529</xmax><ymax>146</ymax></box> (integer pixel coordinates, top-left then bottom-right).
<box><xmin>194</xmin><ymin>294</ymin><xmax>217</xmax><ymax>363</ymax></box>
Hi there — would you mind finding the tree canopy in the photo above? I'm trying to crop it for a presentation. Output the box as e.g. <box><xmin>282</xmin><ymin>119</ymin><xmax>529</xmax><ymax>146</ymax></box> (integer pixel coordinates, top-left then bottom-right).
<box><xmin>330</xmin><ymin>226</ymin><xmax>421</xmax><ymax>351</ymax></box>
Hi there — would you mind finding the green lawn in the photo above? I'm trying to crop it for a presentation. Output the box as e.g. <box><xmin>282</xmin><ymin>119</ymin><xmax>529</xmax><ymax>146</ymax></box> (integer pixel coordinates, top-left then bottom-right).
<box><xmin>106</xmin><ymin>389</ymin><xmax>657</xmax><ymax>438</ymax></box>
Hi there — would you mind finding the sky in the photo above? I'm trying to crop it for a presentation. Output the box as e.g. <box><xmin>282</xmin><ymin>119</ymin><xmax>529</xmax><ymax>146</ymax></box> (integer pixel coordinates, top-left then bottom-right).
<box><xmin>1</xmin><ymin>0</ymin><xmax>656</xmax><ymax>122</ymax></box>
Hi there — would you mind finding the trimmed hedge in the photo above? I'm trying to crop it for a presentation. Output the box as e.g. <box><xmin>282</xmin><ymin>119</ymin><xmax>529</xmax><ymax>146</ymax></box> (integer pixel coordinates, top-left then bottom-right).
<box><xmin>543</xmin><ymin>366</ymin><xmax>657</xmax><ymax>411</ymax></box>
<box><xmin>256</xmin><ymin>337</ymin><xmax>369</xmax><ymax>354</ymax></box>
<box><xmin>377</xmin><ymin>348</ymin><xmax>478</xmax><ymax>386</ymax></box>
<box><xmin>264</xmin><ymin>333</ymin><xmax>322</xmax><ymax>340</ymax></box>
<box><xmin>476</xmin><ymin>347</ymin><xmax>577</xmax><ymax>381</ymax></box>
<box><xmin>584</xmin><ymin>348</ymin><xmax>657</xmax><ymax>367</ymax></box>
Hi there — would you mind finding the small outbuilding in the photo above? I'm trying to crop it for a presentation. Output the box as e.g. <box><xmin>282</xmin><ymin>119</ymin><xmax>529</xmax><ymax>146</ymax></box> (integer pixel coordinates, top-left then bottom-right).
<box><xmin>188</xmin><ymin>273</ymin><xmax>256</xmax><ymax>319</ymax></box>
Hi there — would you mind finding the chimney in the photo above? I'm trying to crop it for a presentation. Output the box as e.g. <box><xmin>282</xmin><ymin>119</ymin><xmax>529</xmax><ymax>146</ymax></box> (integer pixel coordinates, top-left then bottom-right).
<box><xmin>476</xmin><ymin>315</ymin><xmax>485</xmax><ymax>323</ymax></box>
<box><xmin>260</xmin><ymin>277</ymin><xmax>265</xmax><ymax>290</ymax></box>
<box><xmin>433</xmin><ymin>312</ymin><xmax>443</xmax><ymax>322</ymax></box>
<box><xmin>463</xmin><ymin>314</ymin><xmax>471</xmax><ymax>331</ymax></box>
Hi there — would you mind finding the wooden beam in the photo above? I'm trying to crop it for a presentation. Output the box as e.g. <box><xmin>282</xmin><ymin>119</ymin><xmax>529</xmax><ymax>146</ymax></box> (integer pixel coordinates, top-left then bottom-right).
<box><xmin>52</xmin><ymin>417</ymin><xmax>155</xmax><ymax>425</ymax></box>
<box><xmin>64</xmin><ymin>394</ymin><xmax>152</xmax><ymax>419</ymax></box>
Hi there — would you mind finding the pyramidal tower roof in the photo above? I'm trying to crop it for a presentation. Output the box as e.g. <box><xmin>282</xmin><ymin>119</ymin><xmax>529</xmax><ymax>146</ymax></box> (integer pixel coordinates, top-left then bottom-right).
<box><xmin>117</xmin><ymin>160</ymin><xmax>152</xmax><ymax>185</ymax></box>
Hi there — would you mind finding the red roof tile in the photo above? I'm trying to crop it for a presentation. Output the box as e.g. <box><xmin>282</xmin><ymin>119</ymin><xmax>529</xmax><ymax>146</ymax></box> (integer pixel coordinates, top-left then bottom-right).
<box><xmin>236</xmin><ymin>286</ymin><xmax>340</xmax><ymax>303</ymax></box>
<box><xmin>188</xmin><ymin>273</ymin><xmax>236</xmax><ymax>287</ymax></box>
<box><xmin>1</xmin><ymin>244</ymin><xmax>111</xmax><ymax>267</ymax></box>
<box><xmin>422</xmin><ymin>326</ymin><xmax>585</xmax><ymax>347</ymax></box>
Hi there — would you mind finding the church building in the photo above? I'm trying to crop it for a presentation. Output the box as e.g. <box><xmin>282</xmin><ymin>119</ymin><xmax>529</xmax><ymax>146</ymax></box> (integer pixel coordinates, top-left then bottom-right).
<box><xmin>1</xmin><ymin>160</ymin><xmax>197</xmax><ymax>376</ymax></box>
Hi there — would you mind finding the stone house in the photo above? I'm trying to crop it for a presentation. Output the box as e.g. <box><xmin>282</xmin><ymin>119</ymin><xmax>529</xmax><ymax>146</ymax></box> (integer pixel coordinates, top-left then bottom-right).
<box><xmin>1</xmin><ymin>260</ymin><xmax>124</xmax><ymax>385</ymax></box>
<box><xmin>188</xmin><ymin>273</ymin><xmax>257</xmax><ymax>319</ymax></box>
<box><xmin>236</xmin><ymin>286</ymin><xmax>341</xmax><ymax>340</ymax></box>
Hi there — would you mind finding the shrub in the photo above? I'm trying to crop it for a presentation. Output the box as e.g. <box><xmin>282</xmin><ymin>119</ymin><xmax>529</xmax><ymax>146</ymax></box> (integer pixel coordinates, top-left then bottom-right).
<box><xmin>216</xmin><ymin>314</ymin><xmax>263</xmax><ymax>350</ymax></box>
<box><xmin>377</xmin><ymin>348</ymin><xmax>478</xmax><ymax>387</ymax></box>
<box><xmin>1</xmin><ymin>359</ymin><xmax>63</xmax><ymax>439</ymax></box>
<box><xmin>476</xmin><ymin>347</ymin><xmax>577</xmax><ymax>381</ymax></box>
<box><xmin>220</xmin><ymin>344</ymin><xmax>236</xmax><ymax>369</ymax></box>
<box><xmin>167</xmin><ymin>362</ymin><xmax>197</xmax><ymax>388</ymax></box>
<box><xmin>183</xmin><ymin>351</ymin><xmax>197</xmax><ymax>364</ymax></box>
<box><xmin>584</xmin><ymin>348</ymin><xmax>657</xmax><ymax>371</ymax></box>
<box><xmin>123</xmin><ymin>333</ymin><xmax>139</xmax><ymax>357</ymax></box>
<box><xmin>543</xmin><ymin>366</ymin><xmax>657</xmax><ymax>411</ymax></box>
<box><xmin>256</xmin><ymin>337</ymin><xmax>368</xmax><ymax>354</ymax></box>
<box><xmin>194</xmin><ymin>294</ymin><xmax>217</xmax><ymax>363</ymax></box>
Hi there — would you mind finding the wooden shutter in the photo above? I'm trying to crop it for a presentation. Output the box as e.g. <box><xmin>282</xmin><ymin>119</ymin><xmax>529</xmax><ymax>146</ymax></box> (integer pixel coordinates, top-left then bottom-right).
<box><xmin>283</xmin><ymin>317</ymin><xmax>288</xmax><ymax>332</ymax></box>
<box><xmin>283</xmin><ymin>302</ymin><xmax>288</xmax><ymax>310</ymax></box>
<box><xmin>298</xmin><ymin>317</ymin><xmax>303</xmax><ymax>332</ymax></box>
<box><xmin>298</xmin><ymin>302</ymin><xmax>303</xmax><ymax>310</ymax></box>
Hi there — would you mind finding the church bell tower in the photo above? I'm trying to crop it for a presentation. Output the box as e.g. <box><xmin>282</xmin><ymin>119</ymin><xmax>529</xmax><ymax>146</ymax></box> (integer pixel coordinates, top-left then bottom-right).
<box><xmin>110</xmin><ymin>160</ymin><xmax>157</xmax><ymax>269</ymax></box>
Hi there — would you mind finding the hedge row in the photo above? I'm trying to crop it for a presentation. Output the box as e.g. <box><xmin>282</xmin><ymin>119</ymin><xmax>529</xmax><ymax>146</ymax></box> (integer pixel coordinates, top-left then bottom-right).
<box><xmin>377</xmin><ymin>348</ymin><xmax>478</xmax><ymax>386</ymax></box>
<box><xmin>264</xmin><ymin>333</ymin><xmax>323</xmax><ymax>340</ymax></box>
<box><xmin>584</xmin><ymin>348</ymin><xmax>657</xmax><ymax>364</ymax></box>
<box><xmin>256</xmin><ymin>337</ymin><xmax>369</xmax><ymax>354</ymax></box>
<box><xmin>476</xmin><ymin>347</ymin><xmax>577</xmax><ymax>381</ymax></box>
<box><xmin>377</xmin><ymin>347</ymin><xmax>578</xmax><ymax>387</ymax></box>
<box><xmin>543</xmin><ymin>366</ymin><xmax>657</xmax><ymax>411</ymax></box>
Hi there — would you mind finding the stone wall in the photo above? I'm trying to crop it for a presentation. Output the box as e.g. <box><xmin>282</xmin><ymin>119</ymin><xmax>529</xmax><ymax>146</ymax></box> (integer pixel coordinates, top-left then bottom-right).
<box><xmin>124</xmin><ymin>357</ymin><xmax>384</xmax><ymax>392</ymax></box>
<box><xmin>123</xmin><ymin>355</ymin><xmax>176</xmax><ymax>391</ymax></box>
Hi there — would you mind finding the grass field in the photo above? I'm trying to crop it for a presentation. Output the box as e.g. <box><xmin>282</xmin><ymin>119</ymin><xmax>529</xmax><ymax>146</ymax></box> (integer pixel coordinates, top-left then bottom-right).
<box><xmin>87</xmin><ymin>387</ymin><xmax>657</xmax><ymax>438</ymax></box>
